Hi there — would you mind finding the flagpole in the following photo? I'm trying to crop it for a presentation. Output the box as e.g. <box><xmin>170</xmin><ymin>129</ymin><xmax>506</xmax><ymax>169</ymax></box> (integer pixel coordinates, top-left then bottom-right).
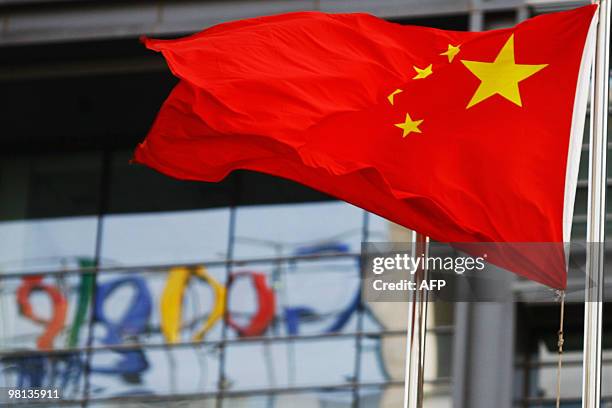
<box><xmin>583</xmin><ymin>1</ymin><xmax>609</xmax><ymax>408</ymax></box>
<box><xmin>403</xmin><ymin>231</ymin><xmax>429</xmax><ymax>408</ymax></box>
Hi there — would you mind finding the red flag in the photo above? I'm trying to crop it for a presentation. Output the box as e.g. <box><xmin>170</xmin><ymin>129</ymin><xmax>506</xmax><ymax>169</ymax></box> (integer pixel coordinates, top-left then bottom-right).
<box><xmin>134</xmin><ymin>6</ymin><xmax>598</xmax><ymax>289</ymax></box>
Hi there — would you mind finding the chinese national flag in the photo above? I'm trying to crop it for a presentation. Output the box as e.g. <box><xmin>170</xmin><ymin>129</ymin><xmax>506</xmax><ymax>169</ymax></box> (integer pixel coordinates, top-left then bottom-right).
<box><xmin>134</xmin><ymin>5</ymin><xmax>598</xmax><ymax>289</ymax></box>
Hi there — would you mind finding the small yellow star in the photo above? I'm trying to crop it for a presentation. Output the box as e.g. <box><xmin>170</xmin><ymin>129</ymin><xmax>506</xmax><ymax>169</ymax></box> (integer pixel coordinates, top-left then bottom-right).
<box><xmin>387</xmin><ymin>89</ymin><xmax>403</xmax><ymax>105</ymax></box>
<box><xmin>394</xmin><ymin>113</ymin><xmax>423</xmax><ymax>137</ymax></box>
<box><xmin>440</xmin><ymin>44</ymin><xmax>460</xmax><ymax>63</ymax></box>
<box><xmin>413</xmin><ymin>64</ymin><xmax>433</xmax><ymax>79</ymax></box>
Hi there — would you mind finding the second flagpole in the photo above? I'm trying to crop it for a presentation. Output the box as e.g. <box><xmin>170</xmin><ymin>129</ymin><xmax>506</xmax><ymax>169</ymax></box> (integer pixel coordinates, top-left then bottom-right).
<box><xmin>403</xmin><ymin>231</ymin><xmax>429</xmax><ymax>408</ymax></box>
<box><xmin>583</xmin><ymin>1</ymin><xmax>609</xmax><ymax>407</ymax></box>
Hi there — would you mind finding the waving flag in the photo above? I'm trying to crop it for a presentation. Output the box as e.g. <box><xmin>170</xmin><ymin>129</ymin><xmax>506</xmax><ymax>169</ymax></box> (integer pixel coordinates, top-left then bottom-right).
<box><xmin>134</xmin><ymin>5</ymin><xmax>598</xmax><ymax>289</ymax></box>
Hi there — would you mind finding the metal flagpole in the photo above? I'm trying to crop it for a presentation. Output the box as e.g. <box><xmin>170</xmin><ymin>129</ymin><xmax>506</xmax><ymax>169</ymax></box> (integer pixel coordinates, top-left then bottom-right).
<box><xmin>583</xmin><ymin>1</ymin><xmax>609</xmax><ymax>408</ymax></box>
<box><xmin>403</xmin><ymin>231</ymin><xmax>429</xmax><ymax>408</ymax></box>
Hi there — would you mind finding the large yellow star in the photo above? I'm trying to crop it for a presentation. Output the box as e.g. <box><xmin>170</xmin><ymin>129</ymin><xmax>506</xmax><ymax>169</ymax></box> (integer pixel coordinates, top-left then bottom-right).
<box><xmin>440</xmin><ymin>44</ymin><xmax>460</xmax><ymax>63</ymax></box>
<box><xmin>394</xmin><ymin>113</ymin><xmax>423</xmax><ymax>137</ymax></box>
<box><xmin>413</xmin><ymin>64</ymin><xmax>433</xmax><ymax>79</ymax></box>
<box><xmin>461</xmin><ymin>34</ymin><xmax>547</xmax><ymax>109</ymax></box>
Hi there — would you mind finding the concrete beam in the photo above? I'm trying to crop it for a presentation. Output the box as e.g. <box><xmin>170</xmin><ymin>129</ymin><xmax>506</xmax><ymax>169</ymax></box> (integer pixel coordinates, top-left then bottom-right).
<box><xmin>0</xmin><ymin>0</ymin><xmax>534</xmax><ymax>47</ymax></box>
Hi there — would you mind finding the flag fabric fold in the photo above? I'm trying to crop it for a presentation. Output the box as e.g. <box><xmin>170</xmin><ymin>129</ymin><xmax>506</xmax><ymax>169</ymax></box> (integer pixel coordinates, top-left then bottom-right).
<box><xmin>135</xmin><ymin>5</ymin><xmax>598</xmax><ymax>289</ymax></box>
